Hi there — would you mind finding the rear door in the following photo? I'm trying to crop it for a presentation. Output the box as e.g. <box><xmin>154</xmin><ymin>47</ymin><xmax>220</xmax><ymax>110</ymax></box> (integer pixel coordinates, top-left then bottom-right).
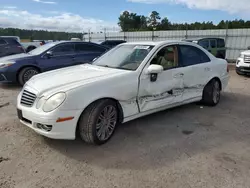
<box><xmin>38</xmin><ymin>43</ymin><xmax>76</xmax><ymax>71</ymax></box>
<box><xmin>74</xmin><ymin>43</ymin><xmax>107</xmax><ymax>64</ymax></box>
<box><xmin>178</xmin><ymin>44</ymin><xmax>212</xmax><ymax>101</ymax></box>
<box><xmin>0</xmin><ymin>38</ymin><xmax>8</xmax><ymax>57</ymax></box>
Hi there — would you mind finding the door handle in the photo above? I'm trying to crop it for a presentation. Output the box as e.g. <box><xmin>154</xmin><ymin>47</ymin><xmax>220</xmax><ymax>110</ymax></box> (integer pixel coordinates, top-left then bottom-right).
<box><xmin>174</xmin><ymin>73</ymin><xmax>184</xmax><ymax>78</ymax></box>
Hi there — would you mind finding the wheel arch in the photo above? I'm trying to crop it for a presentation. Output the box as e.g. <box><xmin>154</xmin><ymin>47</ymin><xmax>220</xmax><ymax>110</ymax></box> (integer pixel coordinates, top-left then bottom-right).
<box><xmin>206</xmin><ymin>77</ymin><xmax>222</xmax><ymax>90</ymax></box>
<box><xmin>16</xmin><ymin>65</ymin><xmax>41</xmax><ymax>82</ymax></box>
<box><xmin>75</xmin><ymin>97</ymin><xmax>124</xmax><ymax>137</ymax></box>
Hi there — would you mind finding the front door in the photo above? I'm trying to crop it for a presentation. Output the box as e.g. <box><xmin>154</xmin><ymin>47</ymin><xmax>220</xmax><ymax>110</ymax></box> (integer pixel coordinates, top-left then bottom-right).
<box><xmin>138</xmin><ymin>45</ymin><xmax>185</xmax><ymax>112</ymax></box>
<box><xmin>39</xmin><ymin>43</ymin><xmax>76</xmax><ymax>72</ymax></box>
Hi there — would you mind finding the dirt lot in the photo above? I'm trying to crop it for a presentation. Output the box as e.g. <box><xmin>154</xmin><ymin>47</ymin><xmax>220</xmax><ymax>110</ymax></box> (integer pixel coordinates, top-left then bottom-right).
<box><xmin>0</xmin><ymin>70</ymin><xmax>250</xmax><ymax>188</ymax></box>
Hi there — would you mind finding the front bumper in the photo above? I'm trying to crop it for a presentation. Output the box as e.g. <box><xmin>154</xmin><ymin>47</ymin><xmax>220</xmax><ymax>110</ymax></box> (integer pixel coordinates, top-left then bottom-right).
<box><xmin>17</xmin><ymin>92</ymin><xmax>82</xmax><ymax>140</ymax></box>
<box><xmin>236</xmin><ymin>66</ymin><xmax>250</xmax><ymax>75</ymax></box>
<box><xmin>0</xmin><ymin>68</ymin><xmax>16</xmax><ymax>83</ymax></box>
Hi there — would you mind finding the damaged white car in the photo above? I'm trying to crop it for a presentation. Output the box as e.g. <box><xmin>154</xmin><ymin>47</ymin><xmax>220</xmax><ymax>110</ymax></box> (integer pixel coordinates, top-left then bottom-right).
<box><xmin>17</xmin><ymin>41</ymin><xmax>229</xmax><ymax>145</ymax></box>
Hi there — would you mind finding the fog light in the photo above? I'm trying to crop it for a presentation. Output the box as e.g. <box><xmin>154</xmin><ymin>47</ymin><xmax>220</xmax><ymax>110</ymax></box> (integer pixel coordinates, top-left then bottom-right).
<box><xmin>36</xmin><ymin>123</ymin><xmax>52</xmax><ymax>132</ymax></box>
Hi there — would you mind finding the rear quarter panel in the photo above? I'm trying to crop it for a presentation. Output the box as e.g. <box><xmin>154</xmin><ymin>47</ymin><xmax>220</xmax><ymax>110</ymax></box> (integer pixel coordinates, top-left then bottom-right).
<box><xmin>207</xmin><ymin>58</ymin><xmax>229</xmax><ymax>90</ymax></box>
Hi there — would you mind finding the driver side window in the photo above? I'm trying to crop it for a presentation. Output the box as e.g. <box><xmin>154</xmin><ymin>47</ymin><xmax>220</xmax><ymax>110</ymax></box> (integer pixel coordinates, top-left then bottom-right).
<box><xmin>150</xmin><ymin>45</ymin><xmax>179</xmax><ymax>70</ymax></box>
<box><xmin>51</xmin><ymin>44</ymin><xmax>75</xmax><ymax>56</ymax></box>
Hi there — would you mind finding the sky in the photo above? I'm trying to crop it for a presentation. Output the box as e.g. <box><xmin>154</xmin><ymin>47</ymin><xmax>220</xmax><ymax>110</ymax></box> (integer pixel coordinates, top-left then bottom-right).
<box><xmin>0</xmin><ymin>0</ymin><xmax>249</xmax><ymax>32</ymax></box>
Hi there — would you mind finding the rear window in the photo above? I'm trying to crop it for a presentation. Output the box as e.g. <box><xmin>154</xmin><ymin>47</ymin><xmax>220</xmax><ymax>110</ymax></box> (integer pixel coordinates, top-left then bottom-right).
<box><xmin>199</xmin><ymin>40</ymin><xmax>209</xmax><ymax>49</ymax></box>
<box><xmin>217</xmin><ymin>39</ymin><xmax>225</xmax><ymax>48</ymax></box>
<box><xmin>210</xmin><ymin>40</ymin><xmax>217</xmax><ymax>48</ymax></box>
<box><xmin>5</xmin><ymin>38</ymin><xmax>20</xmax><ymax>45</ymax></box>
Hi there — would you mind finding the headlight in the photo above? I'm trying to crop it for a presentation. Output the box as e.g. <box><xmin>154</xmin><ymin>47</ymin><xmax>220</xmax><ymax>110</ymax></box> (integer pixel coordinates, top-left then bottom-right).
<box><xmin>0</xmin><ymin>62</ymin><xmax>15</xmax><ymax>69</ymax></box>
<box><xmin>36</xmin><ymin>97</ymin><xmax>46</xmax><ymax>109</ymax></box>
<box><xmin>42</xmin><ymin>93</ymin><xmax>66</xmax><ymax>112</ymax></box>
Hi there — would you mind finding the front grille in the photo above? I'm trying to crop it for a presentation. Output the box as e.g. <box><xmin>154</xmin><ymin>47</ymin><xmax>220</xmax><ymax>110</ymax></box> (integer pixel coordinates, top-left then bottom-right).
<box><xmin>244</xmin><ymin>55</ymin><xmax>250</xmax><ymax>63</ymax></box>
<box><xmin>21</xmin><ymin>90</ymin><xmax>37</xmax><ymax>107</ymax></box>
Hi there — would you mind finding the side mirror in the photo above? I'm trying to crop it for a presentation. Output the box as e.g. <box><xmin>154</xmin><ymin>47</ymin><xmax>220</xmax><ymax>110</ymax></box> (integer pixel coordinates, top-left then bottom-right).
<box><xmin>46</xmin><ymin>51</ymin><xmax>53</xmax><ymax>58</ymax></box>
<box><xmin>146</xmin><ymin>64</ymin><xmax>163</xmax><ymax>74</ymax></box>
<box><xmin>146</xmin><ymin>64</ymin><xmax>163</xmax><ymax>82</ymax></box>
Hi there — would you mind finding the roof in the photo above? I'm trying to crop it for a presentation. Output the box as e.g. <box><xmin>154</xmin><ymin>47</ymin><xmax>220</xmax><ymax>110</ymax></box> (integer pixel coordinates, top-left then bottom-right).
<box><xmin>124</xmin><ymin>40</ymin><xmax>181</xmax><ymax>46</ymax></box>
<box><xmin>183</xmin><ymin>37</ymin><xmax>224</xmax><ymax>41</ymax></box>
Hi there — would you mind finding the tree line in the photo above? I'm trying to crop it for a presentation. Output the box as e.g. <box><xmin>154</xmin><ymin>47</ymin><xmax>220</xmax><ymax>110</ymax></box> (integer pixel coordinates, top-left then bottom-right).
<box><xmin>0</xmin><ymin>28</ymin><xmax>83</xmax><ymax>41</ymax></box>
<box><xmin>118</xmin><ymin>11</ymin><xmax>250</xmax><ymax>32</ymax></box>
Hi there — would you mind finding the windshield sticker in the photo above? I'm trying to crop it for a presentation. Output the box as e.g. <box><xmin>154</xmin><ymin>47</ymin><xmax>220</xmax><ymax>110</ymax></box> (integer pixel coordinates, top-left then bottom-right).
<box><xmin>134</xmin><ymin>46</ymin><xmax>150</xmax><ymax>50</ymax></box>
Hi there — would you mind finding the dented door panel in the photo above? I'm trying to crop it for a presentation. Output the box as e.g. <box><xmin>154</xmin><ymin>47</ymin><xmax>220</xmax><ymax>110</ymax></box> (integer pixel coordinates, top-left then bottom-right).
<box><xmin>138</xmin><ymin>67</ymin><xmax>185</xmax><ymax>112</ymax></box>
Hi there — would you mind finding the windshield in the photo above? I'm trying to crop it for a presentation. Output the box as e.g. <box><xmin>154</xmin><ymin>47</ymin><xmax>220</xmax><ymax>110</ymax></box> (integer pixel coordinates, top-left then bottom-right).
<box><xmin>28</xmin><ymin>43</ymin><xmax>57</xmax><ymax>55</ymax></box>
<box><xmin>93</xmin><ymin>44</ymin><xmax>154</xmax><ymax>70</ymax></box>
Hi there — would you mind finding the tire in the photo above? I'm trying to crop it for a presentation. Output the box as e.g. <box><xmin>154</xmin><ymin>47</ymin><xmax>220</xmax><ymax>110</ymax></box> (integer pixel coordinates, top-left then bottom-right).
<box><xmin>202</xmin><ymin>79</ymin><xmax>221</xmax><ymax>106</ymax></box>
<box><xmin>78</xmin><ymin>99</ymin><xmax>118</xmax><ymax>145</ymax></box>
<box><xmin>18</xmin><ymin>67</ymin><xmax>39</xmax><ymax>86</ymax></box>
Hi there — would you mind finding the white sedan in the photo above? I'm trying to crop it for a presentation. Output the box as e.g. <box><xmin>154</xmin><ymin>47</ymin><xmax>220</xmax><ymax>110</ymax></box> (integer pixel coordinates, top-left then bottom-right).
<box><xmin>17</xmin><ymin>40</ymin><xmax>229</xmax><ymax>145</ymax></box>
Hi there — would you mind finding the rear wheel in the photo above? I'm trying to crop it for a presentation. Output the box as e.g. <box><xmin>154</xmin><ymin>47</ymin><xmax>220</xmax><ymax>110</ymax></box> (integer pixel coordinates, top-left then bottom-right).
<box><xmin>78</xmin><ymin>99</ymin><xmax>118</xmax><ymax>145</ymax></box>
<box><xmin>202</xmin><ymin>79</ymin><xmax>221</xmax><ymax>106</ymax></box>
<box><xmin>18</xmin><ymin>67</ymin><xmax>39</xmax><ymax>86</ymax></box>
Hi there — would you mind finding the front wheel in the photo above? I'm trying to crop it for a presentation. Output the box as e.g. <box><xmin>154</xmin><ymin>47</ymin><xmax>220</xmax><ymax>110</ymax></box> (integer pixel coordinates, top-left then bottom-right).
<box><xmin>202</xmin><ymin>79</ymin><xmax>221</xmax><ymax>106</ymax></box>
<box><xmin>18</xmin><ymin>67</ymin><xmax>39</xmax><ymax>86</ymax></box>
<box><xmin>78</xmin><ymin>99</ymin><xmax>118</xmax><ymax>145</ymax></box>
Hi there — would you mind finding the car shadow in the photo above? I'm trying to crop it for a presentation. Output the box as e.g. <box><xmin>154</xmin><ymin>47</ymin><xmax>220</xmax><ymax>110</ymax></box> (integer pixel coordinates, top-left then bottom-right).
<box><xmin>0</xmin><ymin>83</ymin><xmax>21</xmax><ymax>90</ymax></box>
<box><xmin>44</xmin><ymin>91</ymin><xmax>250</xmax><ymax>170</ymax></box>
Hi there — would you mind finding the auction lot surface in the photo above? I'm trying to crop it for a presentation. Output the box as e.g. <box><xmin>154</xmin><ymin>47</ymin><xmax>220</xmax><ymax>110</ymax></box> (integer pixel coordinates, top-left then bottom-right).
<box><xmin>1</xmin><ymin>70</ymin><xmax>250</xmax><ymax>188</ymax></box>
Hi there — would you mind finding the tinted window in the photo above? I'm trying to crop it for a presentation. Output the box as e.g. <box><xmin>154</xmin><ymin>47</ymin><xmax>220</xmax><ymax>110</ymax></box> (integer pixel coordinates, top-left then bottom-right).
<box><xmin>179</xmin><ymin>45</ymin><xmax>210</xmax><ymax>66</ymax></box>
<box><xmin>199</xmin><ymin>40</ymin><xmax>209</xmax><ymax>49</ymax></box>
<box><xmin>0</xmin><ymin>39</ymin><xmax>7</xmax><ymax>45</ymax></box>
<box><xmin>217</xmin><ymin>39</ymin><xmax>225</xmax><ymax>48</ymax></box>
<box><xmin>52</xmin><ymin>44</ymin><xmax>75</xmax><ymax>55</ymax></box>
<box><xmin>151</xmin><ymin>45</ymin><xmax>179</xmax><ymax>70</ymax></box>
<box><xmin>210</xmin><ymin>40</ymin><xmax>216</xmax><ymax>48</ymax></box>
<box><xmin>5</xmin><ymin>38</ymin><xmax>20</xmax><ymax>45</ymax></box>
<box><xmin>75</xmin><ymin>43</ymin><xmax>106</xmax><ymax>53</ymax></box>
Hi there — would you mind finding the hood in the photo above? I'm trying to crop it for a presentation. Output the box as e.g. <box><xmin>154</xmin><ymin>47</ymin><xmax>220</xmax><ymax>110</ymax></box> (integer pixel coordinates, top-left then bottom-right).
<box><xmin>26</xmin><ymin>64</ymin><xmax>125</xmax><ymax>97</ymax></box>
<box><xmin>0</xmin><ymin>53</ymin><xmax>35</xmax><ymax>62</ymax></box>
<box><xmin>241</xmin><ymin>50</ymin><xmax>250</xmax><ymax>55</ymax></box>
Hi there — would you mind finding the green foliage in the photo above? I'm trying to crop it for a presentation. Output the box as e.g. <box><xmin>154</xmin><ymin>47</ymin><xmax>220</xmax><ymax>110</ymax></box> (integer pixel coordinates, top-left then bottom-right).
<box><xmin>0</xmin><ymin>28</ymin><xmax>82</xmax><ymax>40</ymax></box>
<box><xmin>118</xmin><ymin>11</ymin><xmax>250</xmax><ymax>31</ymax></box>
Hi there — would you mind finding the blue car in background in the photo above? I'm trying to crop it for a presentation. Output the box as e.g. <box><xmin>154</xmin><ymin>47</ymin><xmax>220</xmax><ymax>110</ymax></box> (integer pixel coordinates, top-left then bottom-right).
<box><xmin>0</xmin><ymin>41</ymin><xmax>109</xmax><ymax>85</ymax></box>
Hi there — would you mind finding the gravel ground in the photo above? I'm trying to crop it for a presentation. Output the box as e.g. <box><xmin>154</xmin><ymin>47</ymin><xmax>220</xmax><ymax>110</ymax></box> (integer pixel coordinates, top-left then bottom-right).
<box><xmin>0</xmin><ymin>70</ymin><xmax>250</xmax><ymax>188</ymax></box>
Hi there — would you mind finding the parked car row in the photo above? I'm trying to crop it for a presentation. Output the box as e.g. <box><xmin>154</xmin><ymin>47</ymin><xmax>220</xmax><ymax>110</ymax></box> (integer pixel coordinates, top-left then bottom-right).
<box><xmin>15</xmin><ymin>40</ymin><xmax>230</xmax><ymax>145</ymax></box>
<box><xmin>0</xmin><ymin>41</ymin><xmax>110</xmax><ymax>85</ymax></box>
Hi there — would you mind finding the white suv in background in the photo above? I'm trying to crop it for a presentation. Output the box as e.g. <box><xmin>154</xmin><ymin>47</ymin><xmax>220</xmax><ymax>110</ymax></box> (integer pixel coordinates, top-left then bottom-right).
<box><xmin>236</xmin><ymin>48</ymin><xmax>250</xmax><ymax>75</ymax></box>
